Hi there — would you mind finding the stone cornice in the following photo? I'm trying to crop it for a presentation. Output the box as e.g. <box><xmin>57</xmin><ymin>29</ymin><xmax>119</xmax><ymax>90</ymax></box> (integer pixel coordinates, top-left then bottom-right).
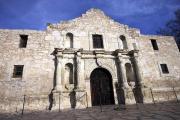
<box><xmin>53</xmin><ymin>48</ymin><xmax>139</xmax><ymax>58</ymax></box>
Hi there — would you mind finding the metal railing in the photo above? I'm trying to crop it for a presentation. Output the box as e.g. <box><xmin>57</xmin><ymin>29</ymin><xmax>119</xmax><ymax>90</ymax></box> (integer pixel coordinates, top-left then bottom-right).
<box><xmin>56</xmin><ymin>91</ymin><xmax>88</xmax><ymax>112</ymax></box>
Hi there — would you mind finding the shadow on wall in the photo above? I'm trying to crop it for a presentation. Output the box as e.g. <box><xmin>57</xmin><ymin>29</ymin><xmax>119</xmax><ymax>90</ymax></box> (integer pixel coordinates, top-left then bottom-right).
<box><xmin>115</xmin><ymin>58</ymin><xmax>124</xmax><ymax>88</ymax></box>
<box><xmin>115</xmin><ymin>83</ymin><xmax>125</xmax><ymax>104</ymax></box>
<box><xmin>53</xmin><ymin>57</ymin><xmax>57</xmax><ymax>89</ymax></box>
<box><xmin>133</xmin><ymin>87</ymin><xmax>144</xmax><ymax>103</ymax></box>
<box><xmin>48</xmin><ymin>90</ymin><xmax>77</xmax><ymax>110</ymax></box>
<box><xmin>48</xmin><ymin>90</ymin><xmax>54</xmax><ymax>110</ymax></box>
<box><xmin>48</xmin><ymin>56</ymin><xmax>57</xmax><ymax>110</ymax></box>
<box><xmin>115</xmin><ymin>82</ymin><xmax>144</xmax><ymax>104</ymax></box>
<box><xmin>70</xmin><ymin>91</ymin><xmax>76</xmax><ymax>108</ymax></box>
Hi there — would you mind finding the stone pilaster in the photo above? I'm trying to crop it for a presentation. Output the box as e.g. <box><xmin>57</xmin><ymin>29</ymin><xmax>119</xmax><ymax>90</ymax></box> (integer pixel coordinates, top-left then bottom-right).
<box><xmin>54</xmin><ymin>48</ymin><xmax>63</xmax><ymax>91</ymax></box>
<box><xmin>117</xmin><ymin>53</ymin><xmax>129</xmax><ymax>88</ymax></box>
<box><xmin>55</xmin><ymin>58</ymin><xmax>62</xmax><ymax>91</ymax></box>
<box><xmin>131</xmin><ymin>51</ymin><xmax>142</xmax><ymax>87</ymax></box>
<box><xmin>76</xmin><ymin>50</ymin><xmax>82</xmax><ymax>89</ymax></box>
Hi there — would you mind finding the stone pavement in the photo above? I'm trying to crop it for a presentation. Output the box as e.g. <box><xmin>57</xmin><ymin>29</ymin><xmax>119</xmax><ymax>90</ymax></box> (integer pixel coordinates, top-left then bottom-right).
<box><xmin>0</xmin><ymin>103</ymin><xmax>180</xmax><ymax>120</ymax></box>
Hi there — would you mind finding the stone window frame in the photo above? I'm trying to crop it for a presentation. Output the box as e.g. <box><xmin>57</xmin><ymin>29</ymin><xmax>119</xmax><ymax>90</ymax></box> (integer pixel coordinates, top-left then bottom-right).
<box><xmin>117</xmin><ymin>34</ymin><xmax>132</xmax><ymax>50</ymax></box>
<box><xmin>66</xmin><ymin>32</ymin><xmax>74</xmax><ymax>48</ymax></box>
<box><xmin>19</xmin><ymin>34</ymin><xmax>28</xmax><ymax>48</ymax></box>
<box><xmin>150</xmin><ymin>39</ymin><xmax>159</xmax><ymax>51</ymax></box>
<box><xmin>120</xmin><ymin>35</ymin><xmax>128</xmax><ymax>49</ymax></box>
<box><xmin>160</xmin><ymin>64</ymin><xmax>169</xmax><ymax>74</ymax></box>
<box><xmin>158</xmin><ymin>62</ymin><xmax>171</xmax><ymax>77</ymax></box>
<box><xmin>89</xmin><ymin>32</ymin><xmax>107</xmax><ymax>50</ymax></box>
<box><xmin>12</xmin><ymin>65</ymin><xmax>24</xmax><ymax>78</ymax></box>
<box><xmin>92</xmin><ymin>34</ymin><xmax>104</xmax><ymax>48</ymax></box>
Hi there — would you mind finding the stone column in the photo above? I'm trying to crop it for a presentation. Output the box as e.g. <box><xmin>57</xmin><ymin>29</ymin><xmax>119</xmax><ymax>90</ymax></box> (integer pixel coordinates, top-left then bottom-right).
<box><xmin>131</xmin><ymin>51</ymin><xmax>142</xmax><ymax>87</ymax></box>
<box><xmin>76</xmin><ymin>51</ymin><xmax>82</xmax><ymax>89</ymax></box>
<box><xmin>117</xmin><ymin>54</ymin><xmax>129</xmax><ymax>88</ymax></box>
<box><xmin>55</xmin><ymin>57</ymin><xmax>62</xmax><ymax>91</ymax></box>
<box><xmin>54</xmin><ymin>48</ymin><xmax>63</xmax><ymax>91</ymax></box>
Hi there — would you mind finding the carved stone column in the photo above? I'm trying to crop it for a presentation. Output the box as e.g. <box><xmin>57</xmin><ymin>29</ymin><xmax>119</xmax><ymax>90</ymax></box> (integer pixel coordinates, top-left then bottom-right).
<box><xmin>130</xmin><ymin>51</ymin><xmax>142</xmax><ymax>87</ymax></box>
<box><xmin>129</xmin><ymin>50</ymin><xmax>144</xmax><ymax>103</ymax></box>
<box><xmin>76</xmin><ymin>51</ymin><xmax>82</xmax><ymax>89</ymax></box>
<box><xmin>117</xmin><ymin>53</ymin><xmax>129</xmax><ymax>88</ymax></box>
<box><xmin>55</xmin><ymin>48</ymin><xmax>63</xmax><ymax>91</ymax></box>
<box><xmin>55</xmin><ymin>58</ymin><xmax>62</xmax><ymax>91</ymax></box>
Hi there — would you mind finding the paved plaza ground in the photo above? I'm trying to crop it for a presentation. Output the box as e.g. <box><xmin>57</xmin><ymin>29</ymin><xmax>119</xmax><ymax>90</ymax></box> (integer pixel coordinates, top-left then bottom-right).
<box><xmin>0</xmin><ymin>102</ymin><xmax>180</xmax><ymax>120</ymax></box>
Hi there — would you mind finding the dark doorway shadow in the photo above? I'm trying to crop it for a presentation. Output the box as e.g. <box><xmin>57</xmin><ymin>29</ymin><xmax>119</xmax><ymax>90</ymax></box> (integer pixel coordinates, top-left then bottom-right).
<box><xmin>48</xmin><ymin>90</ymin><xmax>54</xmax><ymax>110</ymax></box>
<box><xmin>133</xmin><ymin>87</ymin><xmax>144</xmax><ymax>103</ymax></box>
<box><xmin>115</xmin><ymin>82</ymin><xmax>125</xmax><ymax>105</ymax></box>
<box><xmin>70</xmin><ymin>91</ymin><xmax>76</xmax><ymax>108</ymax></box>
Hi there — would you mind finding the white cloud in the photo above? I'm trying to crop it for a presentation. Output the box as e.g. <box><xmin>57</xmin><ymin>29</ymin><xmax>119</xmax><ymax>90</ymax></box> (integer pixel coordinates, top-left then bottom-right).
<box><xmin>102</xmin><ymin>0</ymin><xmax>180</xmax><ymax>17</ymax></box>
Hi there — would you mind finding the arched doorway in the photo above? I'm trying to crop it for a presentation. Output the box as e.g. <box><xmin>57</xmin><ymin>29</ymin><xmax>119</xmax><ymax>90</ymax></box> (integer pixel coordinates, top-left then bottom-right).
<box><xmin>90</xmin><ymin>68</ymin><xmax>115</xmax><ymax>106</ymax></box>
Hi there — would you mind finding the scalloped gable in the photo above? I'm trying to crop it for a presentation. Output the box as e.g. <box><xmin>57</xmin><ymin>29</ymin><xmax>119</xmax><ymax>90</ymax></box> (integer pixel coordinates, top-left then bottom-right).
<box><xmin>47</xmin><ymin>8</ymin><xmax>140</xmax><ymax>35</ymax></box>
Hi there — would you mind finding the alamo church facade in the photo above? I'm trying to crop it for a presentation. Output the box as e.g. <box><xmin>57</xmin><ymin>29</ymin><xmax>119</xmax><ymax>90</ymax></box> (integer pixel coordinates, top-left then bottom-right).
<box><xmin>0</xmin><ymin>9</ymin><xmax>180</xmax><ymax>111</ymax></box>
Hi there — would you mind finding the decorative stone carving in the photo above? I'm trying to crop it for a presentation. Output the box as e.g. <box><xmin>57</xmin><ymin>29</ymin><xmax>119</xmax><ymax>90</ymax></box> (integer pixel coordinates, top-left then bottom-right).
<box><xmin>85</xmin><ymin>58</ymin><xmax>116</xmax><ymax>80</ymax></box>
<box><xmin>76</xmin><ymin>51</ymin><xmax>83</xmax><ymax>90</ymax></box>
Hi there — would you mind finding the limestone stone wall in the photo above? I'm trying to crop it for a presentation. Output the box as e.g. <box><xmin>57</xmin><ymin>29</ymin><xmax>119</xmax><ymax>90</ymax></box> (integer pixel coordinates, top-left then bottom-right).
<box><xmin>0</xmin><ymin>29</ymin><xmax>56</xmax><ymax>95</ymax></box>
<box><xmin>0</xmin><ymin>29</ymin><xmax>55</xmax><ymax>112</ymax></box>
<box><xmin>138</xmin><ymin>35</ymin><xmax>180</xmax><ymax>88</ymax></box>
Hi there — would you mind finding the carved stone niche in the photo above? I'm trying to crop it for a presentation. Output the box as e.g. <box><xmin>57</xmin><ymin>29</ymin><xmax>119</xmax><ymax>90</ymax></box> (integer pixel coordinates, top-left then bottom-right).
<box><xmin>64</xmin><ymin>63</ymin><xmax>75</xmax><ymax>92</ymax></box>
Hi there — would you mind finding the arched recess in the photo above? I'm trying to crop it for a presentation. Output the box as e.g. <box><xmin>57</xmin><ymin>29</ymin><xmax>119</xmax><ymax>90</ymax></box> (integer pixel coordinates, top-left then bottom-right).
<box><xmin>66</xmin><ymin>33</ymin><xmax>73</xmax><ymax>48</ymax></box>
<box><xmin>125</xmin><ymin>63</ymin><xmax>135</xmax><ymax>86</ymax></box>
<box><xmin>120</xmin><ymin>35</ymin><xmax>128</xmax><ymax>49</ymax></box>
<box><xmin>86</xmin><ymin>63</ymin><xmax>116</xmax><ymax>81</ymax></box>
<box><xmin>65</xmin><ymin>63</ymin><xmax>74</xmax><ymax>84</ymax></box>
<box><xmin>90</xmin><ymin>67</ymin><xmax>115</xmax><ymax>106</ymax></box>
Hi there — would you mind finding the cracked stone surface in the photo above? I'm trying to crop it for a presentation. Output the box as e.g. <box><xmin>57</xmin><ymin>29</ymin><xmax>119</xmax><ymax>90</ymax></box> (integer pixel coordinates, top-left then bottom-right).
<box><xmin>0</xmin><ymin>103</ymin><xmax>180</xmax><ymax>120</ymax></box>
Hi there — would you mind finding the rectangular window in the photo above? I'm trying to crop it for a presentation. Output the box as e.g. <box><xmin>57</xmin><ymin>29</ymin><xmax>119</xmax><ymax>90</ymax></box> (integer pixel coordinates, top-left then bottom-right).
<box><xmin>19</xmin><ymin>35</ymin><xmax>28</xmax><ymax>48</ymax></box>
<box><xmin>93</xmin><ymin>34</ymin><xmax>104</xmax><ymax>48</ymax></box>
<box><xmin>13</xmin><ymin>65</ymin><xmax>24</xmax><ymax>78</ymax></box>
<box><xmin>160</xmin><ymin>64</ymin><xmax>169</xmax><ymax>74</ymax></box>
<box><xmin>151</xmin><ymin>39</ymin><xmax>158</xmax><ymax>50</ymax></box>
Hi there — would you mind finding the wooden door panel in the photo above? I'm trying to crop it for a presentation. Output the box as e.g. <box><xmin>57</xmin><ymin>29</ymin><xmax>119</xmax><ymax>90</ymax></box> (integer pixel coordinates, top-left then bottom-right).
<box><xmin>90</xmin><ymin>68</ymin><xmax>114</xmax><ymax>106</ymax></box>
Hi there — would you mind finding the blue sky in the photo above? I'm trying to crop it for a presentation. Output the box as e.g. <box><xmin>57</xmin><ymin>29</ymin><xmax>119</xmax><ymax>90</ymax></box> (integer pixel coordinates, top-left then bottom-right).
<box><xmin>0</xmin><ymin>0</ymin><xmax>180</xmax><ymax>34</ymax></box>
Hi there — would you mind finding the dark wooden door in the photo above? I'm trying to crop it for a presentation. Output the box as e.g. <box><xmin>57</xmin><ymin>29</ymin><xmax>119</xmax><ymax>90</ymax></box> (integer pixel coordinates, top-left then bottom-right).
<box><xmin>90</xmin><ymin>68</ymin><xmax>115</xmax><ymax>106</ymax></box>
